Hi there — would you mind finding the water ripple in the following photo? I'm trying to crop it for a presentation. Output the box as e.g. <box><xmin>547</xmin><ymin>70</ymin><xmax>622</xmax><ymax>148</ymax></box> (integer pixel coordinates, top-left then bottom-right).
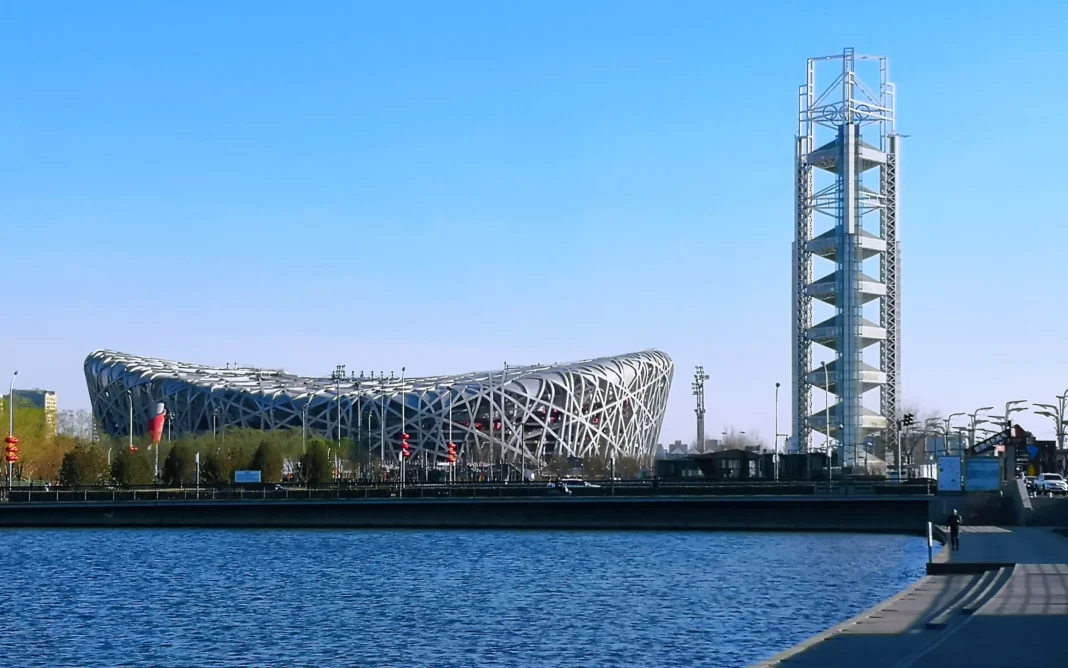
<box><xmin>0</xmin><ymin>529</ymin><xmax>927</xmax><ymax>667</ymax></box>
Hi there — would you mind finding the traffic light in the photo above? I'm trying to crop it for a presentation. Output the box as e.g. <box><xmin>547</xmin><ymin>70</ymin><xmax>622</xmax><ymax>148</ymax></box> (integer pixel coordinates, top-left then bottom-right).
<box><xmin>901</xmin><ymin>413</ymin><xmax>915</xmax><ymax>429</ymax></box>
<box><xmin>4</xmin><ymin>436</ymin><xmax>19</xmax><ymax>463</ymax></box>
<box><xmin>401</xmin><ymin>432</ymin><xmax>411</xmax><ymax>459</ymax></box>
<box><xmin>447</xmin><ymin>442</ymin><xmax>457</xmax><ymax>464</ymax></box>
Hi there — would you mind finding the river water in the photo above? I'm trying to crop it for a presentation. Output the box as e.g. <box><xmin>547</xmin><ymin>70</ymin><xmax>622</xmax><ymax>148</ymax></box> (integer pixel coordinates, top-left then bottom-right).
<box><xmin>0</xmin><ymin>529</ymin><xmax>926</xmax><ymax>667</ymax></box>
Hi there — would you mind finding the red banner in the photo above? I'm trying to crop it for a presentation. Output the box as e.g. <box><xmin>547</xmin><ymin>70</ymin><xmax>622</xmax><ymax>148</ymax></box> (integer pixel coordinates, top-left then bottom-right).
<box><xmin>147</xmin><ymin>402</ymin><xmax>166</xmax><ymax>445</ymax></box>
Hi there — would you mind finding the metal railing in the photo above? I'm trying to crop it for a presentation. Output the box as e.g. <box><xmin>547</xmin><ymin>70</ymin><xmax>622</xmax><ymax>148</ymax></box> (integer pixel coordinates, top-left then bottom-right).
<box><xmin>1</xmin><ymin>479</ymin><xmax>936</xmax><ymax>504</ymax></box>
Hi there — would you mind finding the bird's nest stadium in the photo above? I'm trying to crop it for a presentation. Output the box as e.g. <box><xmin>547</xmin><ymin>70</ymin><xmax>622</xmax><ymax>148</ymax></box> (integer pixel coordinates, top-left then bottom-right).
<box><xmin>84</xmin><ymin>349</ymin><xmax>673</xmax><ymax>464</ymax></box>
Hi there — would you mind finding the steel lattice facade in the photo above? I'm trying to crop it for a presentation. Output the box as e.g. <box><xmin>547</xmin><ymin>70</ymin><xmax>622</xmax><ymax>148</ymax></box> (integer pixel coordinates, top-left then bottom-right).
<box><xmin>792</xmin><ymin>48</ymin><xmax>900</xmax><ymax>465</ymax></box>
<box><xmin>84</xmin><ymin>349</ymin><xmax>673</xmax><ymax>464</ymax></box>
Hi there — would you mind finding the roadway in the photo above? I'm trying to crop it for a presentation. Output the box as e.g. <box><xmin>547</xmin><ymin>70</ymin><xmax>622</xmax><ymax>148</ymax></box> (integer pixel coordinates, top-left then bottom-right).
<box><xmin>753</xmin><ymin>526</ymin><xmax>1068</xmax><ymax>667</ymax></box>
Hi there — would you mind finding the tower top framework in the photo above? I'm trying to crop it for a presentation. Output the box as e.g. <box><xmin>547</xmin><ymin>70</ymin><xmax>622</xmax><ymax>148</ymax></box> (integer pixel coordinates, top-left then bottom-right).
<box><xmin>792</xmin><ymin>48</ymin><xmax>900</xmax><ymax>467</ymax></box>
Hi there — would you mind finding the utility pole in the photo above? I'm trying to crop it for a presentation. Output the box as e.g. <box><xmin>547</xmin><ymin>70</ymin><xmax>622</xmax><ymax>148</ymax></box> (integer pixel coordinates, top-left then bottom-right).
<box><xmin>692</xmin><ymin>366</ymin><xmax>709</xmax><ymax>452</ymax></box>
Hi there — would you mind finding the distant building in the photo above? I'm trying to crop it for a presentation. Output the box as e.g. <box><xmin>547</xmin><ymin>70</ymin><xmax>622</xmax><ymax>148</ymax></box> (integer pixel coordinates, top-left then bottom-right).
<box><xmin>694</xmin><ymin>438</ymin><xmax>721</xmax><ymax>454</ymax></box>
<box><xmin>667</xmin><ymin>440</ymin><xmax>688</xmax><ymax>454</ymax></box>
<box><xmin>7</xmin><ymin>388</ymin><xmax>58</xmax><ymax>436</ymax></box>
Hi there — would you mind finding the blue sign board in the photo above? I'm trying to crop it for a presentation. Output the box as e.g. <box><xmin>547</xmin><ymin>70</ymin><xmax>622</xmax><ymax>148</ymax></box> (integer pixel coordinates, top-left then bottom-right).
<box><xmin>234</xmin><ymin>470</ymin><xmax>262</xmax><ymax>484</ymax></box>
<box><xmin>964</xmin><ymin>458</ymin><xmax>1001</xmax><ymax>491</ymax></box>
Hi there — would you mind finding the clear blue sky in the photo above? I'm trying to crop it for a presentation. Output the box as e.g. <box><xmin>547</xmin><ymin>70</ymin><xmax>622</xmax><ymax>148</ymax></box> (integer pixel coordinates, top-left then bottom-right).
<box><xmin>3</xmin><ymin>1</ymin><xmax>1068</xmax><ymax>444</ymax></box>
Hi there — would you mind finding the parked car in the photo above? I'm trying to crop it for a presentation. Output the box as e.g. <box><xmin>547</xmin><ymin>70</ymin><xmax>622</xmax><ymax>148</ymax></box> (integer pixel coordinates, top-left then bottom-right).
<box><xmin>1034</xmin><ymin>473</ymin><xmax>1068</xmax><ymax>496</ymax></box>
<box><xmin>560</xmin><ymin>478</ymin><xmax>601</xmax><ymax>489</ymax></box>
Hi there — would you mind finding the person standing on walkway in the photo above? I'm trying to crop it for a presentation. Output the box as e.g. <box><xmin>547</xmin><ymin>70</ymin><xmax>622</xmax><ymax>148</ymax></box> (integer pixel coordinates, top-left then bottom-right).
<box><xmin>947</xmin><ymin>508</ymin><xmax>962</xmax><ymax>550</ymax></box>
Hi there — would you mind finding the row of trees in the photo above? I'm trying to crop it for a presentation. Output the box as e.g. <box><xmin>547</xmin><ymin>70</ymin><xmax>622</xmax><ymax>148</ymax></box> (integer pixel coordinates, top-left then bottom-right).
<box><xmin>684</xmin><ymin>404</ymin><xmax>947</xmax><ymax>467</ymax></box>
<box><xmin>56</xmin><ymin>430</ymin><xmax>340</xmax><ymax>487</ymax></box>
<box><xmin>8</xmin><ymin>399</ymin><xmax>648</xmax><ymax>487</ymax></box>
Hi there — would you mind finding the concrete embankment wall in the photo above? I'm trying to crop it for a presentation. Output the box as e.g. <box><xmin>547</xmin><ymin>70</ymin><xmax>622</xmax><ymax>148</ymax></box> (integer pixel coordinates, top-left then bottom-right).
<box><xmin>928</xmin><ymin>492</ymin><xmax>1012</xmax><ymax>527</ymax></box>
<box><xmin>1025</xmin><ymin>497</ymin><xmax>1068</xmax><ymax>526</ymax></box>
<box><xmin>0</xmin><ymin>496</ymin><xmax>932</xmax><ymax>533</ymax></box>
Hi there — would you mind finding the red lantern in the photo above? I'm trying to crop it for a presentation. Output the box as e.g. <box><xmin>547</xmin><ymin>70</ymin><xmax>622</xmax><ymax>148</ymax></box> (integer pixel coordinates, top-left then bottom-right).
<box><xmin>4</xmin><ymin>436</ymin><xmax>18</xmax><ymax>463</ymax></box>
<box><xmin>401</xmin><ymin>432</ymin><xmax>411</xmax><ymax>459</ymax></box>
<box><xmin>447</xmin><ymin>442</ymin><xmax>457</xmax><ymax>464</ymax></box>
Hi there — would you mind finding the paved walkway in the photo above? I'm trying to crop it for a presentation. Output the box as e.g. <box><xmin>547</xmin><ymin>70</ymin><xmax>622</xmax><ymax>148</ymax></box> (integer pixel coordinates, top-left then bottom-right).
<box><xmin>753</xmin><ymin>526</ymin><xmax>1068</xmax><ymax>667</ymax></box>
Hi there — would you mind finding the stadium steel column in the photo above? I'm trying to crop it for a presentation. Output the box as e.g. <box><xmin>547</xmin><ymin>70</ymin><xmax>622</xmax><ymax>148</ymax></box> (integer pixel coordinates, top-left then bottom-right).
<box><xmin>792</xmin><ymin>49</ymin><xmax>899</xmax><ymax>467</ymax></box>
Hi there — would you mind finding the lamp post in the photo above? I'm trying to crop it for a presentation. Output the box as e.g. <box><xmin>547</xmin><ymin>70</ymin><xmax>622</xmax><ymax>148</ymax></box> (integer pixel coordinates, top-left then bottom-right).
<box><xmin>967</xmin><ymin>407</ymin><xmax>994</xmax><ymax>450</ymax></box>
<box><xmin>774</xmin><ymin>382</ymin><xmax>780</xmax><ymax>481</ymax></box>
<box><xmin>356</xmin><ymin>382</ymin><xmax>363</xmax><ymax>482</ymax></box>
<box><xmin>1003</xmin><ymin>400</ymin><xmax>1027</xmax><ymax>432</ymax></box>
<box><xmin>923</xmin><ymin>418</ymin><xmax>939</xmax><ymax>459</ymax></box>
<box><xmin>331</xmin><ymin>364</ymin><xmax>346</xmax><ymax>482</ymax></box>
<box><xmin>399</xmin><ymin>367</ymin><xmax>406</xmax><ymax>486</ymax></box>
<box><xmin>6</xmin><ymin>371</ymin><xmax>15</xmax><ymax>437</ymax></box>
<box><xmin>821</xmin><ymin>361</ymin><xmax>830</xmax><ymax>454</ymax></box>
<box><xmin>833</xmin><ymin>423</ymin><xmax>843</xmax><ymax>480</ymax></box>
<box><xmin>501</xmin><ymin>362</ymin><xmax>508</xmax><ymax>482</ymax></box>
<box><xmin>126</xmin><ymin>390</ymin><xmax>134</xmax><ymax>451</ymax></box>
<box><xmin>944</xmin><ymin>413</ymin><xmax>965</xmax><ymax>455</ymax></box>
<box><xmin>301</xmin><ymin>400</ymin><xmax>310</xmax><ymax>454</ymax></box>
<box><xmin>1034</xmin><ymin>391</ymin><xmax>1068</xmax><ymax>456</ymax></box>
<box><xmin>6</xmin><ymin>370</ymin><xmax>18</xmax><ymax>488</ymax></box>
<box><xmin>380</xmin><ymin>371</ymin><xmax>386</xmax><ymax>478</ymax></box>
<box><xmin>449</xmin><ymin>386</ymin><xmax>455</xmax><ymax>484</ymax></box>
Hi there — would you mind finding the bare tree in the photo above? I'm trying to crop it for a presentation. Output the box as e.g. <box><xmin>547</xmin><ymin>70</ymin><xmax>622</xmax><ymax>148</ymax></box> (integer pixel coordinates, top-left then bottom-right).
<box><xmin>901</xmin><ymin>403</ymin><xmax>941</xmax><ymax>467</ymax></box>
<box><xmin>57</xmin><ymin>409</ymin><xmax>93</xmax><ymax>439</ymax></box>
<box><xmin>719</xmin><ymin>427</ymin><xmax>763</xmax><ymax>450</ymax></box>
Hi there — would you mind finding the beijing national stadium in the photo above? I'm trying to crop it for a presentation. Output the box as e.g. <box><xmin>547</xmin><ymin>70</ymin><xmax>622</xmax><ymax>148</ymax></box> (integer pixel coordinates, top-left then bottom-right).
<box><xmin>84</xmin><ymin>349</ymin><xmax>673</xmax><ymax>464</ymax></box>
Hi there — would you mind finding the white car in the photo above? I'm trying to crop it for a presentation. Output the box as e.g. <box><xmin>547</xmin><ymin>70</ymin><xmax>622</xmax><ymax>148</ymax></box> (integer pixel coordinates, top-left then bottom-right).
<box><xmin>559</xmin><ymin>478</ymin><xmax>601</xmax><ymax>489</ymax></box>
<box><xmin>1034</xmin><ymin>473</ymin><xmax>1068</xmax><ymax>496</ymax></box>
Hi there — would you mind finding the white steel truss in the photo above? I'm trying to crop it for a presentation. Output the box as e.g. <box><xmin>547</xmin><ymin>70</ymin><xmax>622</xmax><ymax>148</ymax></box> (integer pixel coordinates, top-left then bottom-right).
<box><xmin>84</xmin><ymin>349</ymin><xmax>674</xmax><ymax>465</ymax></box>
<box><xmin>792</xmin><ymin>48</ymin><xmax>900</xmax><ymax>466</ymax></box>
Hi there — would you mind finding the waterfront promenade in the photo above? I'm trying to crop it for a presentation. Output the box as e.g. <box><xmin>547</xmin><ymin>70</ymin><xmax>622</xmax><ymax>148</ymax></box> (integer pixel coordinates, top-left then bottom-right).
<box><xmin>755</xmin><ymin>526</ymin><xmax>1068</xmax><ymax>667</ymax></box>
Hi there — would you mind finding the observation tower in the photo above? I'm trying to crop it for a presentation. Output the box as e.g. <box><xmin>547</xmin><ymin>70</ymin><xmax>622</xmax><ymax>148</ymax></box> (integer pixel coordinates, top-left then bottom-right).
<box><xmin>792</xmin><ymin>48</ymin><xmax>900</xmax><ymax>466</ymax></box>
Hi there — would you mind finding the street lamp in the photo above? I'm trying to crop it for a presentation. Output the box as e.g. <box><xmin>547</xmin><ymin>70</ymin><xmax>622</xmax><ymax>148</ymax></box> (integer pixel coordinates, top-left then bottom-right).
<box><xmin>774</xmin><ymin>382</ymin><xmax>780</xmax><ymax>481</ymax></box>
<box><xmin>924</xmin><ymin>417</ymin><xmax>940</xmax><ymax>456</ymax></box>
<box><xmin>944</xmin><ymin>413</ymin><xmax>965</xmax><ymax>455</ymax></box>
<box><xmin>7</xmin><ymin>370</ymin><xmax>18</xmax><ymax>488</ymax></box>
<box><xmin>379</xmin><ymin>371</ymin><xmax>386</xmax><ymax>477</ymax></box>
<box><xmin>126</xmin><ymin>389</ymin><xmax>135</xmax><ymax>451</ymax></box>
<box><xmin>331</xmin><ymin>364</ymin><xmax>346</xmax><ymax>482</ymax></box>
<box><xmin>399</xmin><ymin>366</ymin><xmax>406</xmax><ymax>487</ymax></box>
<box><xmin>1034</xmin><ymin>391</ymin><xmax>1068</xmax><ymax>455</ymax></box>
<box><xmin>1003</xmin><ymin>400</ymin><xmax>1027</xmax><ymax>432</ymax></box>
<box><xmin>301</xmin><ymin>400</ymin><xmax>311</xmax><ymax>454</ymax></box>
<box><xmin>834</xmin><ymin>422</ymin><xmax>843</xmax><ymax>480</ymax></box>
<box><xmin>967</xmin><ymin>407</ymin><xmax>994</xmax><ymax>450</ymax></box>
<box><xmin>821</xmin><ymin>362</ymin><xmax>830</xmax><ymax>455</ymax></box>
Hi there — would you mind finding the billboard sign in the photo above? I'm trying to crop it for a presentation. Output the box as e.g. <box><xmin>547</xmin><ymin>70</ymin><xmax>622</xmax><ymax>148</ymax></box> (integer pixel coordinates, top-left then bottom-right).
<box><xmin>965</xmin><ymin>457</ymin><xmax>1001</xmax><ymax>491</ymax></box>
<box><xmin>234</xmin><ymin>470</ymin><xmax>262</xmax><ymax>484</ymax></box>
<box><xmin>937</xmin><ymin>456</ymin><xmax>961</xmax><ymax>492</ymax></box>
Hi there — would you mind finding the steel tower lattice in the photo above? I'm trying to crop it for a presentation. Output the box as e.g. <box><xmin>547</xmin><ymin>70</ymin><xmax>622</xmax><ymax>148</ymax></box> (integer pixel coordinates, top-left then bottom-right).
<box><xmin>792</xmin><ymin>48</ymin><xmax>900</xmax><ymax>466</ymax></box>
<box><xmin>692</xmin><ymin>366</ymin><xmax>709</xmax><ymax>451</ymax></box>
